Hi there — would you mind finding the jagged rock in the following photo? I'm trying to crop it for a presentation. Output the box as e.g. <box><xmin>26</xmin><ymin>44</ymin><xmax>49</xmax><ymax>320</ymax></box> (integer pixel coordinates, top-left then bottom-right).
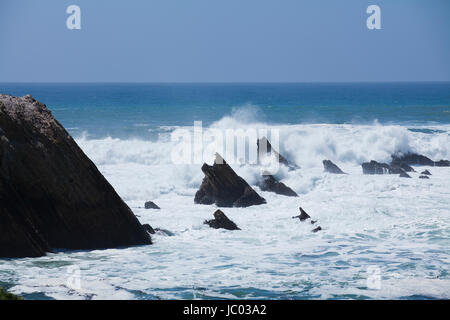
<box><xmin>362</xmin><ymin>160</ymin><xmax>410</xmax><ymax>177</ymax></box>
<box><xmin>194</xmin><ymin>153</ymin><xmax>266</xmax><ymax>207</ymax></box>
<box><xmin>421</xmin><ymin>170</ymin><xmax>431</xmax><ymax>175</ymax></box>
<box><xmin>142</xmin><ymin>224</ymin><xmax>156</xmax><ymax>234</ymax></box>
<box><xmin>0</xmin><ymin>94</ymin><xmax>151</xmax><ymax>258</ymax></box>
<box><xmin>293</xmin><ymin>207</ymin><xmax>311</xmax><ymax>221</ymax></box>
<box><xmin>204</xmin><ymin>210</ymin><xmax>240</xmax><ymax>231</ymax></box>
<box><xmin>144</xmin><ymin>201</ymin><xmax>160</xmax><ymax>209</ymax></box>
<box><xmin>391</xmin><ymin>161</ymin><xmax>415</xmax><ymax>173</ymax></box>
<box><xmin>323</xmin><ymin>160</ymin><xmax>346</xmax><ymax>174</ymax></box>
<box><xmin>391</xmin><ymin>153</ymin><xmax>450</xmax><ymax>167</ymax></box>
<box><xmin>257</xmin><ymin>174</ymin><xmax>298</xmax><ymax>197</ymax></box>
<box><xmin>362</xmin><ymin>161</ymin><xmax>391</xmax><ymax>175</ymax></box>
<box><xmin>419</xmin><ymin>175</ymin><xmax>430</xmax><ymax>179</ymax></box>
<box><xmin>434</xmin><ymin>160</ymin><xmax>450</xmax><ymax>167</ymax></box>
<box><xmin>257</xmin><ymin>137</ymin><xmax>299</xmax><ymax>170</ymax></box>
<box><xmin>312</xmin><ymin>226</ymin><xmax>322</xmax><ymax>233</ymax></box>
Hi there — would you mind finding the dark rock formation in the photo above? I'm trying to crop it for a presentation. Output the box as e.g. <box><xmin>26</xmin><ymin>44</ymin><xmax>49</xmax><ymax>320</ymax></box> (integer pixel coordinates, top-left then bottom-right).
<box><xmin>257</xmin><ymin>137</ymin><xmax>299</xmax><ymax>170</ymax></box>
<box><xmin>323</xmin><ymin>160</ymin><xmax>346</xmax><ymax>174</ymax></box>
<box><xmin>419</xmin><ymin>175</ymin><xmax>430</xmax><ymax>179</ymax></box>
<box><xmin>257</xmin><ymin>174</ymin><xmax>298</xmax><ymax>197</ymax></box>
<box><xmin>434</xmin><ymin>160</ymin><xmax>450</xmax><ymax>167</ymax></box>
<box><xmin>362</xmin><ymin>161</ymin><xmax>392</xmax><ymax>175</ymax></box>
<box><xmin>391</xmin><ymin>153</ymin><xmax>450</xmax><ymax>167</ymax></box>
<box><xmin>194</xmin><ymin>153</ymin><xmax>266</xmax><ymax>207</ymax></box>
<box><xmin>204</xmin><ymin>210</ymin><xmax>240</xmax><ymax>231</ymax></box>
<box><xmin>421</xmin><ymin>170</ymin><xmax>431</xmax><ymax>175</ymax></box>
<box><xmin>390</xmin><ymin>161</ymin><xmax>415</xmax><ymax>173</ymax></box>
<box><xmin>144</xmin><ymin>201</ymin><xmax>160</xmax><ymax>209</ymax></box>
<box><xmin>0</xmin><ymin>94</ymin><xmax>151</xmax><ymax>258</ymax></box>
<box><xmin>312</xmin><ymin>226</ymin><xmax>322</xmax><ymax>233</ymax></box>
<box><xmin>293</xmin><ymin>207</ymin><xmax>311</xmax><ymax>221</ymax></box>
<box><xmin>362</xmin><ymin>160</ymin><xmax>410</xmax><ymax>177</ymax></box>
<box><xmin>142</xmin><ymin>224</ymin><xmax>156</xmax><ymax>235</ymax></box>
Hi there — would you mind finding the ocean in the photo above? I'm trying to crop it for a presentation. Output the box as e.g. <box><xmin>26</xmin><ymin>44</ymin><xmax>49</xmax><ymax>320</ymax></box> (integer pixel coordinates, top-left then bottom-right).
<box><xmin>1</xmin><ymin>82</ymin><xmax>450</xmax><ymax>299</ymax></box>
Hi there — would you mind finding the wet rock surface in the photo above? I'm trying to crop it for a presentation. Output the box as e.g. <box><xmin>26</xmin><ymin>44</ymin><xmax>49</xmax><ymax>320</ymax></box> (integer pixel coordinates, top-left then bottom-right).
<box><xmin>144</xmin><ymin>201</ymin><xmax>160</xmax><ymax>209</ymax></box>
<box><xmin>257</xmin><ymin>174</ymin><xmax>298</xmax><ymax>197</ymax></box>
<box><xmin>323</xmin><ymin>160</ymin><xmax>346</xmax><ymax>174</ymax></box>
<box><xmin>0</xmin><ymin>94</ymin><xmax>152</xmax><ymax>258</ymax></box>
<box><xmin>195</xmin><ymin>154</ymin><xmax>266</xmax><ymax>207</ymax></box>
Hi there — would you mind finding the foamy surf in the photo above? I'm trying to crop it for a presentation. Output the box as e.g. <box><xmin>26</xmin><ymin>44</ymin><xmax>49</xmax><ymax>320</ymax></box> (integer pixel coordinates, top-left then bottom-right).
<box><xmin>1</xmin><ymin>116</ymin><xmax>449</xmax><ymax>300</ymax></box>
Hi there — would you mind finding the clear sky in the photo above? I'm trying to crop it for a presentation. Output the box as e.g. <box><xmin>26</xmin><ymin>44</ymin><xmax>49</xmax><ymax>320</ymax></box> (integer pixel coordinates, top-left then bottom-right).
<box><xmin>0</xmin><ymin>0</ymin><xmax>449</xmax><ymax>82</ymax></box>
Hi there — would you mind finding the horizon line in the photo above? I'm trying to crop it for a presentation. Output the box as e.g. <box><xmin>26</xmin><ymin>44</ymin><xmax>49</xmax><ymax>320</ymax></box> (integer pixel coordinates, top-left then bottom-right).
<box><xmin>1</xmin><ymin>80</ymin><xmax>450</xmax><ymax>85</ymax></box>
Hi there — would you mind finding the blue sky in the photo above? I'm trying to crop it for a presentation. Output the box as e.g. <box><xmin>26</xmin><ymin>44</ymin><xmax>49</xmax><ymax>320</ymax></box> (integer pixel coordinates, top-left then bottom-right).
<box><xmin>0</xmin><ymin>0</ymin><xmax>449</xmax><ymax>82</ymax></box>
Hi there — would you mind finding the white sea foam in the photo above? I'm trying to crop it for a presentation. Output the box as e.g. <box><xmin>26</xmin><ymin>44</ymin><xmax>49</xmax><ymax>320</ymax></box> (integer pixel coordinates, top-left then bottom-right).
<box><xmin>1</xmin><ymin>112</ymin><xmax>450</xmax><ymax>300</ymax></box>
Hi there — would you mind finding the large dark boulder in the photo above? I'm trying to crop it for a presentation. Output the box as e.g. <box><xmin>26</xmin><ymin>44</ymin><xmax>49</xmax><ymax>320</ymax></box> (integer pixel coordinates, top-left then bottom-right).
<box><xmin>257</xmin><ymin>174</ymin><xmax>298</xmax><ymax>197</ymax></box>
<box><xmin>204</xmin><ymin>210</ymin><xmax>240</xmax><ymax>230</ymax></box>
<box><xmin>421</xmin><ymin>170</ymin><xmax>431</xmax><ymax>175</ymax></box>
<box><xmin>322</xmin><ymin>160</ymin><xmax>346</xmax><ymax>174</ymax></box>
<box><xmin>0</xmin><ymin>94</ymin><xmax>151</xmax><ymax>258</ymax></box>
<box><xmin>257</xmin><ymin>137</ymin><xmax>299</xmax><ymax>170</ymax></box>
<box><xmin>194</xmin><ymin>153</ymin><xmax>266</xmax><ymax>207</ymax></box>
<box><xmin>391</xmin><ymin>153</ymin><xmax>450</xmax><ymax>167</ymax></box>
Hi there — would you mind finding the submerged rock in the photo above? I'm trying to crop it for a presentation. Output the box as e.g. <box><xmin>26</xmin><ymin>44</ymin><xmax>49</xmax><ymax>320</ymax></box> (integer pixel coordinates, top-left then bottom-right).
<box><xmin>391</xmin><ymin>153</ymin><xmax>450</xmax><ymax>167</ymax></box>
<box><xmin>419</xmin><ymin>175</ymin><xmax>430</xmax><ymax>179</ymax></box>
<box><xmin>257</xmin><ymin>137</ymin><xmax>299</xmax><ymax>170</ymax></box>
<box><xmin>204</xmin><ymin>210</ymin><xmax>240</xmax><ymax>231</ymax></box>
<box><xmin>322</xmin><ymin>160</ymin><xmax>346</xmax><ymax>174</ymax></box>
<box><xmin>421</xmin><ymin>170</ymin><xmax>432</xmax><ymax>175</ymax></box>
<box><xmin>0</xmin><ymin>94</ymin><xmax>152</xmax><ymax>258</ymax></box>
<box><xmin>154</xmin><ymin>228</ymin><xmax>175</xmax><ymax>236</ymax></box>
<box><xmin>312</xmin><ymin>226</ymin><xmax>322</xmax><ymax>233</ymax></box>
<box><xmin>144</xmin><ymin>201</ymin><xmax>160</xmax><ymax>210</ymax></box>
<box><xmin>194</xmin><ymin>153</ymin><xmax>266</xmax><ymax>207</ymax></box>
<box><xmin>257</xmin><ymin>174</ymin><xmax>298</xmax><ymax>197</ymax></box>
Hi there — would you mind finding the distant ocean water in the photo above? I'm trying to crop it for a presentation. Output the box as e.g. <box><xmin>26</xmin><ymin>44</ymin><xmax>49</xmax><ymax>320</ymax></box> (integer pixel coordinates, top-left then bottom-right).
<box><xmin>1</xmin><ymin>83</ymin><xmax>450</xmax><ymax>300</ymax></box>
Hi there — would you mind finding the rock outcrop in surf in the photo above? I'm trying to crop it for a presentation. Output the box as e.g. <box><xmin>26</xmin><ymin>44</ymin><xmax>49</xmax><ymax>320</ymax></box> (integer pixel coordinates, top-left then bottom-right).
<box><xmin>257</xmin><ymin>137</ymin><xmax>299</xmax><ymax>170</ymax></box>
<box><xmin>257</xmin><ymin>174</ymin><xmax>298</xmax><ymax>197</ymax></box>
<box><xmin>362</xmin><ymin>160</ymin><xmax>411</xmax><ymax>177</ymax></box>
<box><xmin>322</xmin><ymin>160</ymin><xmax>346</xmax><ymax>174</ymax></box>
<box><xmin>204</xmin><ymin>210</ymin><xmax>240</xmax><ymax>231</ymax></box>
<box><xmin>391</xmin><ymin>153</ymin><xmax>450</xmax><ymax>167</ymax></box>
<box><xmin>194</xmin><ymin>153</ymin><xmax>266</xmax><ymax>207</ymax></box>
<box><xmin>0</xmin><ymin>94</ymin><xmax>152</xmax><ymax>258</ymax></box>
<box><xmin>145</xmin><ymin>201</ymin><xmax>160</xmax><ymax>209</ymax></box>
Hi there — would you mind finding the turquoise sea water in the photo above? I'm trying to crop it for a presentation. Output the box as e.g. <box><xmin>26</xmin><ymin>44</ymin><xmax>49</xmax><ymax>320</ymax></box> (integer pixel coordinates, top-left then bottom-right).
<box><xmin>1</xmin><ymin>82</ymin><xmax>449</xmax><ymax>138</ymax></box>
